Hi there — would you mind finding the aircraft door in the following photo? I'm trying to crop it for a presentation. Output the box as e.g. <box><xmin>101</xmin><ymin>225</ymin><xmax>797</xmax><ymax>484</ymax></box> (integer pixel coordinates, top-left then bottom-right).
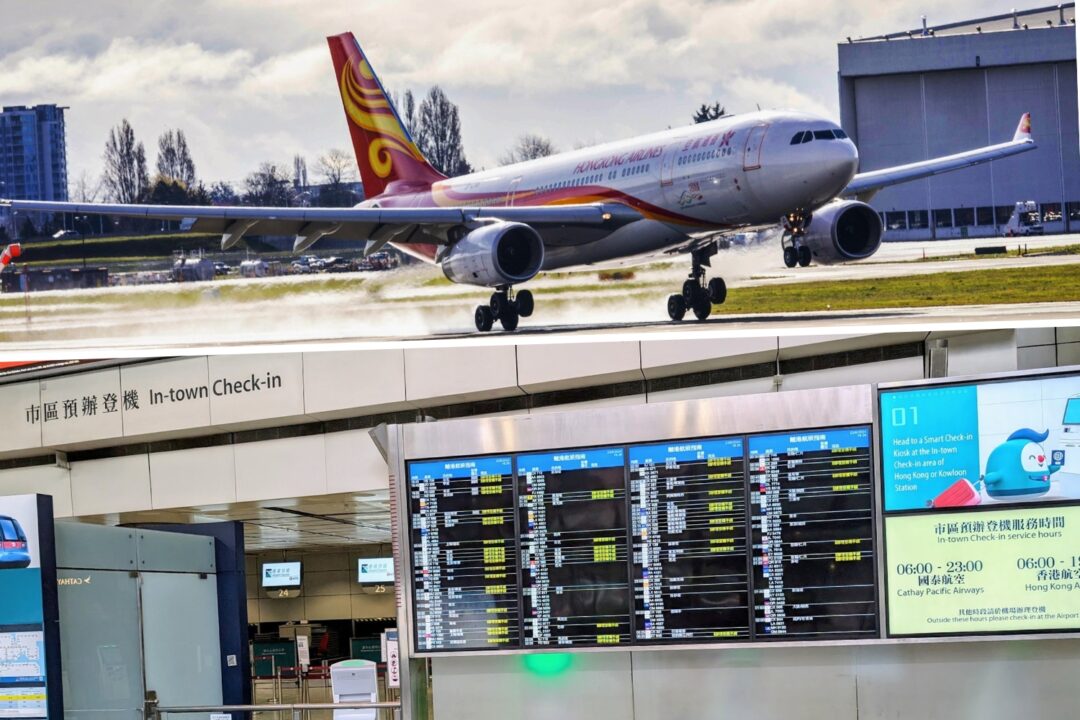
<box><xmin>743</xmin><ymin>124</ymin><xmax>768</xmax><ymax>171</ymax></box>
<box><xmin>660</xmin><ymin>144</ymin><xmax>679</xmax><ymax>187</ymax></box>
<box><xmin>507</xmin><ymin>177</ymin><xmax>523</xmax><ymax>206</ymax></box>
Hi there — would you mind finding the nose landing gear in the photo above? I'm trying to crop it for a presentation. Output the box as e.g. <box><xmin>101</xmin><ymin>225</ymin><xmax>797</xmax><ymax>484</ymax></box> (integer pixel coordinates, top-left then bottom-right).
<box><xmin>667</xmin><ymin>245</ymin><xmax>726</xmax><ymax>322</ymax></box>
<box><xmin>475</xmin><ymin>287</ymin><xmax>534</xmax><ymax>332</ymax></box>
<box><xmin>781</xmin><ymin>210</ymin><xmax>813</xmax><ymax>268</ymax></box>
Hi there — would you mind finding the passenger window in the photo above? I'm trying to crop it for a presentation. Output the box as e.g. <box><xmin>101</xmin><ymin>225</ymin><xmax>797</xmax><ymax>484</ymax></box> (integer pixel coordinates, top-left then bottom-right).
<box><xmin>0</xmin><ymin>519</ymin><xmax>14</xmax><ymax>541</ymax></box>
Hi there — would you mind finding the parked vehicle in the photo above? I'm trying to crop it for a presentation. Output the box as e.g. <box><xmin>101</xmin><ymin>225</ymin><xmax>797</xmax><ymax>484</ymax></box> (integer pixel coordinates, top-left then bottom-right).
<box><xmin>1004</xmin><ymin>201</ymin><xmax>1044</xmax><ymax>236</ymax></box>
<box><xmin>0</xmin><ymin>515</ymin><xmax>31</xmax><ymax>569</ymax></box>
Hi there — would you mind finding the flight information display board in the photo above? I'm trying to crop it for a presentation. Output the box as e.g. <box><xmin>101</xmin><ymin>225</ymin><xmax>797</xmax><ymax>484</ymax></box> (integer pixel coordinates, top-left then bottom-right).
<box><xmin>403</xmin><ymin>425</ymin><xmax>882</xmax><ymax>652</ymax></box>
<box><xmin>628</xmin><ymin>438</ymin><xmax>750</xmax><ymax>642</ymax></box>
<box><xmin>408</xmin><ymin>456</ymin><xmax>521</xmax><ymax>651</ymax></box>
<box><xmin>748</xmin><ymin>427</ymin><xmax>878</xmax><ymax>639</ymax></box>
<box><xmin>517</xmin><ymin>448</ymin><xmax>632</xmax><ymax>647</ymax></box>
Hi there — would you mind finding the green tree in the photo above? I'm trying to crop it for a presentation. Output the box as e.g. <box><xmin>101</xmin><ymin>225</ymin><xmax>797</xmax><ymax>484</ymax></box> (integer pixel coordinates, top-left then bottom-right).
<box><xmin>243</xmin><ymin>162</ymin><xmax>292</xmax><ymax>206</ymax></box>
<box><xmin>693</xmin><ymin>102</ymin><xmax>726</xmax><ymax>124</ymax></box>
<box><xmin>208</xmin><ymin>181</ymin><xmax>240</xmax><ymax>206</ymax></box>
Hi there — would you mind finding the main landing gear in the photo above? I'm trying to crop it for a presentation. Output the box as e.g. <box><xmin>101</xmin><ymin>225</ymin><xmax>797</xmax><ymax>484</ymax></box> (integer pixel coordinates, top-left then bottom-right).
<box><xmin>475</xmin><ymin>287</ymin><xmax>533</xmax><ymax>332</ymax></box>
<box><xmin>781</xmin><ymin>210</ymin><xmax>813</xmax><ymax>268</ymax></box>
<box><xmin>667</xmin><ymin>246</ymin><xmax>726</xmax><ymax>322</ymax></box>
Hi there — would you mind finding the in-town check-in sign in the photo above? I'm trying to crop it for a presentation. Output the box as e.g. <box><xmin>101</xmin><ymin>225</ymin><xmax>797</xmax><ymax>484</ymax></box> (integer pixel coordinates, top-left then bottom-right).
<box><xmin>0</xmin><ymin>354</ymin><xmax>306</xmax><ymax>452</ymax></box>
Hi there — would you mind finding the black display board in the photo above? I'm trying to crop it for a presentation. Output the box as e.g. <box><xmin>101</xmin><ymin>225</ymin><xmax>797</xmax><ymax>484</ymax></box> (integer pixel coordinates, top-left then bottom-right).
<box><xmin>517</xmin><ymin>448</ymin><xmax>632</xmax><ymax>647</ymax></box>
<box><xmin>629</xmin><ymin>438</ymin><xmax>750</xmax><ymax>642</ymax></box>
<box><xmin>408</xmin><ymin>456</ymin><xmax>521</xmax><ymax>651</ymax></box>
<box><xmin>748</xmin><ymin>428</ymin><xmax>878</xmax><ymax>639</ymax></box>
<box><xmin>405</xmin><ymin>425</ymin><xmax>879</xmax><ymax>653</ymax></box>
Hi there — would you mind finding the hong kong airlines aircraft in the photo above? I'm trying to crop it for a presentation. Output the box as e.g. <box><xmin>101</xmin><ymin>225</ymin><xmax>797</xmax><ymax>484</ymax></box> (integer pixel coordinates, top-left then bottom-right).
<box><xmin>3</xmin><ymin>32</ymin><xmax>1036</xmax><ymax>332</ymax></box>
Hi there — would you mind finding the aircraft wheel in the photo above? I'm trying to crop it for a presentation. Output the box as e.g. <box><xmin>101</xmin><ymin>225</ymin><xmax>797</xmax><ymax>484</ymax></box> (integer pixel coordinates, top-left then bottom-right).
<box><xmin>490</xmin><ymin>292</ymin><xmax>509</xmax><ymax>318</ymax></box>
<box><xmin>783</xmin><ymin>246</ymin><xmax>798</xmax><ymax>268</ymax></box>
<box><xmin>707</xmin><ymin>277</ymin><xmax>727</xmax><ymax>305</ymax></box>
<box><xmin>499</xmin><ymin>304</ymin><xmax>519</xmax><ymax>331</ymax></box>
<box><xmin>681</xmin><ymin>279</ymin><xmax>699</xmax><ymax>305</ymax></box>
<box><xmin>692</xmin><ymin>295</ymin><xmax>712</xmax><ymax>321</ymax></box>
<box><xmin>475</xmin><ymin>305</ymin><xmax>494</xmax><ymax>332</ymax></box>
<box><xmin>515</xmin><ymin>289</ymin><xmax>534</xmax><ymax>317</ymax></box>
<box><xmin>667</xmin><ymin>294</ymin><xmax>687</xmax><ymax>321</ymax></box>
<box><xmin>798</xmin><ymin>245</ymin><xmax>812</xmax><ymax>267</ymax></box>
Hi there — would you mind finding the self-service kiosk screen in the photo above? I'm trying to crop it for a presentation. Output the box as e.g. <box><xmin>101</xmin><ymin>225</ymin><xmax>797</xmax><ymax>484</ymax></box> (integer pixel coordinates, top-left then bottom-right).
<box><xmin>517</xmin><ymin>447</ymin><xmax>633</xmax><ymax>647</ymax></box>
<box><xmin>879</xmin><ymin>373</ymin><xmax>1080</xmax><ymax>513</ymax></box>
<box><xmin>880</xmin><ymin>371</ymin><xmax>1080</xmax><ymax>637</ymax></box>
<box><xmin>407</xmin><ymin>456</ymin><xmax>521</xmax><ymax>651</ymax></box>
<box><xmin>628</xmin><ymin>437</ymin><xmax>751</xmax><ymax>642</ymax></box>
<box><xmin>747</xmin><ymin>427</ymin><xmax>878</xmax><ymax>639</ymax></box>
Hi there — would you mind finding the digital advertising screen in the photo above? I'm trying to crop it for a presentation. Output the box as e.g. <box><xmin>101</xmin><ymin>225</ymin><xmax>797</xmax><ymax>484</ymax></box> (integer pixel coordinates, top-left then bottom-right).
<box><xmin>408</xmin><ymin>456</ymin><xmax>521</xmax><ymax>652</ymax></box>
<box><xmin>0</xmin><ymin>494</ymin><xmax>61</xmax><ymax>720</ymax></box>
<box><xmin>747</xmin><ymin>427</ymin><xmax>878</xmax><ymax>639</ymax></box>
<box><xmin>880</xmin><ymin>373</ymin><xmax>1080</xmax><ymax>512</ymax></box>
<box><xmin>628</xmin><ymin>437</ymin><xmax>750</xmax><ymax>642</ymax></box>
<box><xmin>261</xmin><ymin>562</ymin><xmax>302</xmax><ymax>588</ymax></box>
<box><xmin>881</xmin><ymin>371</ymin><xmax>1080</xmax><ymax>638</ymax></box>
<box><xmin>517</xmin><ymin>447</ymin><xmax>632</xmax><ymax>647</ymax></box>
<box><xmin>886</xmin><ymin>505</ymin><xmax>1080</xmax><ymax>636</ymax></box>
<box><xmin>358</xmin><ymin>557</ymin><xmax>395</xmax><ymax>584</ymax></box>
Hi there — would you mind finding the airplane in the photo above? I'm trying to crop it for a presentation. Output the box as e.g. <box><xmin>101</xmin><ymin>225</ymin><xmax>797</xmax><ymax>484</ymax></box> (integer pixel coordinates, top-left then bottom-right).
<box><xmin>2</xmin><ymin>32</ymin><xmax>1036</xmax><ymax>332</ymax></box>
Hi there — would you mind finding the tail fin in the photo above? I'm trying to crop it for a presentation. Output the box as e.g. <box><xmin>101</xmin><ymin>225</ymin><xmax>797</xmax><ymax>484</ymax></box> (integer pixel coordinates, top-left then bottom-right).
<box><xmin>326</xmin><ymin>32</ymin><xmax>446</xmax><ymax>198</ymax></box>
<box><xmin>1013</xmin><ymin>112</ymin><xmax>1033</xmax><ymax>142</ymax></box>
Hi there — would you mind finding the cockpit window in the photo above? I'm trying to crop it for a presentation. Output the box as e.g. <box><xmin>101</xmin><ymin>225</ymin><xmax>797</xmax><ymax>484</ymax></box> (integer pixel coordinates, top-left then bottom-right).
<box><xmin>801</xmin><ymin>132</ymin><xmax>812</xmax><ymax>144</ymax></box>
<box><xmin>790</xmin><ymin>132</ymin><xmax>805</xmax><ymax>145</ymax></box>
<box><xmin>813</xmin><ymin>130</ymin><xmax>834</xmax><ymax>140</ymax></box>
<box><xmin>835</xmin><ymin>128</ymin><xmax>848</xmax><ymax>139</ymax></box>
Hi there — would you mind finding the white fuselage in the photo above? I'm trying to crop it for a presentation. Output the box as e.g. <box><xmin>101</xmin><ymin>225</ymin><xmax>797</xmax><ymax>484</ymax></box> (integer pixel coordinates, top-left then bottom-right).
<box><xmin>376</xmin><ymin>110</ymin><xmax>860</xmax><ymax>270</ymax></box>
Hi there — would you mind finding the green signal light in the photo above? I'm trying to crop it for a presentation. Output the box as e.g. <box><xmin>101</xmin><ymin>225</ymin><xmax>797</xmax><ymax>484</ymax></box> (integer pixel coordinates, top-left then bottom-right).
<box><xmin>522</xmin><ymin>652</ymin><xmax>573</xmax><ymax>677</ymax></box>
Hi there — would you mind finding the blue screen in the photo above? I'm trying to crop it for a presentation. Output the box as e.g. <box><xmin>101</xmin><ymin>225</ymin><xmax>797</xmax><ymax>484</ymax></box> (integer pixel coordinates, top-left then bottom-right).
<box><xmin>1065</xmin><ymin>398</ymin><xmax>1080</xmax><ymax>425</ymax></box>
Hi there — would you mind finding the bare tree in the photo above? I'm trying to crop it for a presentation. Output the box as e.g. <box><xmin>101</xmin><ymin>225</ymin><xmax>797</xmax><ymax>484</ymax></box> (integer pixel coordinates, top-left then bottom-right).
<box><xmin>156</xmin><ymin>129</ymin><xmax>197</xmax><ymax>187</ymax></box>
<box><xmin>71</xmin><ymin>171</ymin><xmax>102</xmax><ymax>203</ymax></box>
<box><xmin>500</xmin><ymin>133</ymin><xmax>558</xmax><ymax>165</ymax></box>
<box><xmin>402</xmin><ymin>89</ymin><xmax>418</xmax><ymax>139</ymax></box>
<box><xmin>293</xmin><ymin>154</ymin><xmax>308</xmax><ymax>188</ymax></box>
<box><xmin>417</xmin><ymin>86</ymin><xmax>472</xmax><ymax>177</ymax></box>
<box><xmin>316</xmin><ymin>148</ymin><xmax>357</xmax><ymax>186</ymax></box>
<box><xmin>102</xmin><ymin>119</ymin><xmax>149</xmax><ymax>203</ymax></box>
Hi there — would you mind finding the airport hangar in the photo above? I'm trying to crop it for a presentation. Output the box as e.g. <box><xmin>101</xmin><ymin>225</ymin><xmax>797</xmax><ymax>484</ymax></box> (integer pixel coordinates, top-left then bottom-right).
<box><xmin>839</xmin><ymin>3</ymin><xmax>1078</xmax><ymax>240</ymax></box>
<box><xmin>2</xmin><ymin>328</ymin><xmax>1080</xmax><ymax>718</ymax></box>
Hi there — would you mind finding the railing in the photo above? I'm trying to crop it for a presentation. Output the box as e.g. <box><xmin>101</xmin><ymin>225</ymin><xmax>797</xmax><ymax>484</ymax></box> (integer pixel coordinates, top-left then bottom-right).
<box><xmin>144</xmin><ymin>700</ymin><xmax>402</xmax><ymax>720</ymax></box>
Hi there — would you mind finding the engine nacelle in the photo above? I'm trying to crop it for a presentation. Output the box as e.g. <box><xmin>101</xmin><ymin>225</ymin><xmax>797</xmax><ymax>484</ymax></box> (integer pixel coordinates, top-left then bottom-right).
<box><xmin>442</xmin><ymin>222</ymin><xmax>545</xmax><ymax>287</ymax></box>
<box><xmin>802</xmin><ymin>200</ymin><xmax>883</xmax><ymax>265</ymax></box>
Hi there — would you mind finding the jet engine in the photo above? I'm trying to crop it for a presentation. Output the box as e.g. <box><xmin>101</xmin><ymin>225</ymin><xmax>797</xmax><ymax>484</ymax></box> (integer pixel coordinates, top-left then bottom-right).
<box><xmin>442</xmin><ymin>221</ymin><xmax>545</xmax><ymax>287</ymax></box>
<box><xmin>801</xmin><ymin>200</ymin><xmax>883</xmax><ymax>264</ymax></box>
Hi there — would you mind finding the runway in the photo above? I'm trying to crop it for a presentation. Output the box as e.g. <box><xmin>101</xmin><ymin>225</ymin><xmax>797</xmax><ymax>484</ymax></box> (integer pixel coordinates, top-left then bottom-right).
<box><xmin>0</xmin><ymin>235</ymin><xmax>1076</xmax><ymax>351</ymax></box>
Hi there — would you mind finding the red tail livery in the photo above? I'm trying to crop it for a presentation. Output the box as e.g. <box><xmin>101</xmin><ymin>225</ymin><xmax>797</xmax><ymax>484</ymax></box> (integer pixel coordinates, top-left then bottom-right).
<box><xmin>326</xmin><ymin>32</ymin><xmax>445</xmax><ymax>198</ymax></box>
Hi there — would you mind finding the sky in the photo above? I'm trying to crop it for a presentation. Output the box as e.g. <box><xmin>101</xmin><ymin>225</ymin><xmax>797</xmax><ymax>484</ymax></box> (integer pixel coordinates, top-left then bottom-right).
<box><xmin>0</xmin><ymin>0</ymin><xmax>1050</xmax><ymax>191</ymax></box>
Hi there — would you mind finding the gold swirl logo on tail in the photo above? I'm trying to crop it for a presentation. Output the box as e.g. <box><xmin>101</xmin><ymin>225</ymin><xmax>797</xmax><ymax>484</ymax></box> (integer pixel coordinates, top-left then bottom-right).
<box><xmin>339</xmin><ymin>59</ymin><xmax>425</xmax><ymax>178</ymax></box>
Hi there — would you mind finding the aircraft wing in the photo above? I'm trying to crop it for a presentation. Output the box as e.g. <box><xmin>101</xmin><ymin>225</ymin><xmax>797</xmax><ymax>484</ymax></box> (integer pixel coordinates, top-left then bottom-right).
<box><xmin>0</xmin><ymin>199</ymin><xmax>642</xmax><ymax>253</ymax></box>
<box><xmin>842</xmin><ymin>113</ymin><xmax>1036</xmax><ymax>202</ymax></box>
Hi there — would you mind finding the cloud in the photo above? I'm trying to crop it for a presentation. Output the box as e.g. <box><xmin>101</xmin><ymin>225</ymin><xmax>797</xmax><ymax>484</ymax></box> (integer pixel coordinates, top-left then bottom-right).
<box><xmin>0</xmin><ymin>0</ymin><xmax>1037</xmax><ymax>183</ymax></box>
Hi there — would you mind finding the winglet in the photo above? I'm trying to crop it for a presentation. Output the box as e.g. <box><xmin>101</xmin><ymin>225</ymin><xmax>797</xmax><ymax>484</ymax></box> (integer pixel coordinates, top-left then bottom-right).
<box><xmin>1013</xmin><ymin>113</ymin><xmax>1033</xmax><ymax>142</ymax></box>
